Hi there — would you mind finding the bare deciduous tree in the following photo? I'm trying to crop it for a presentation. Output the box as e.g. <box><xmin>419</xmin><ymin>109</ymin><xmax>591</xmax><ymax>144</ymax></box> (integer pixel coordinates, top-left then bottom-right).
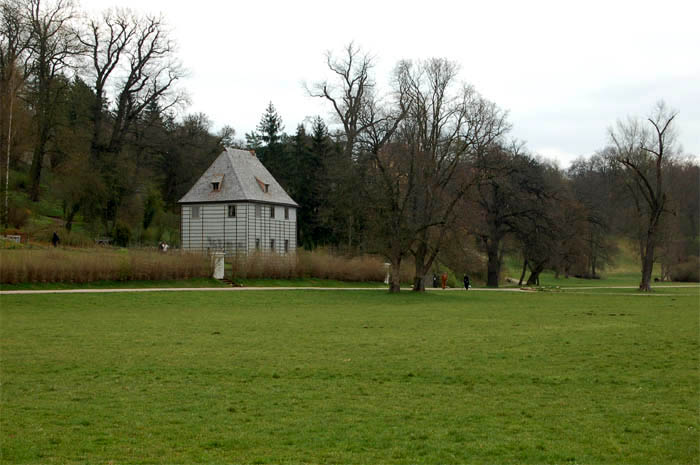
<box><xmin>25</xmin><ymin>0</ymin><xmax>80</xmax><ymax>201</ymax></box>
<box><xmin>609</xmin><ymin>101</ymin><xmax>678</xmax><ymax>291</ymax></box>
<box><xmin>469</xmin><ymin>143</ymin><xmax>551</xmax><ymax>287</ymax></box>
<box><xmin>79</xmin><ymin>9</ymin><xmax>185</xmax><ymax>159</ymax></box>
<box><xmin>393</xmin><ymin>58</ymin><xmax>510</xmax><ymax>291</ymax></box>
<box><xmin>77</xmin><ymin>9</ymin><xmax>186</xmax><ymax>228</ymax></box>
<box><xmin>78</xmin><ymin>8</ymin><xmax>135</xmax><ymax>161</ymax></box>
<box><xmin>308</xmin><ymin>42</ymin><xmax>376</xmax><ymax>160</ymax></box>
<box><xmin>309</xmin><ymin>43</ymin><xmax>405</xmax><ymax>256</ymax></box>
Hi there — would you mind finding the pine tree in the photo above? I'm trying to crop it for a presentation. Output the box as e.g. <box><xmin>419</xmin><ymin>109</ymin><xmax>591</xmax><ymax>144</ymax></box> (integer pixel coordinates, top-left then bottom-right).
<box><xmin>249</xmin><ymin>102</ymin><xmax>288</xmax><ymax>188</ymax></box>
<box><xmin>256</xmin><ymin>101</ymin><xmax>284</xmax><ymax>146</ymax></box>
<box><xmin>290</xmin><ymin>124</ymin><xmax>314</xmax><ymax>248</ymax></box>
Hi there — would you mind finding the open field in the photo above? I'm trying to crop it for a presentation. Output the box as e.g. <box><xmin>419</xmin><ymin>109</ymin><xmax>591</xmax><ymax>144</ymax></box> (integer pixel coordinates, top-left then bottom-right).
<box><xmin>1</xmin><ymin>290</ymin><xmax>698</xmax><ymax>464</ymax></box>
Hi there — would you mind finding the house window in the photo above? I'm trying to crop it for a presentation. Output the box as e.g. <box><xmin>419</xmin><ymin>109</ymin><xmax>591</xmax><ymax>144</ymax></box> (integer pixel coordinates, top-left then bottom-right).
<box><xmin>191</xmin><ymin>206</ymin><xmax>200</xmax><ymax>220</ymax></box>
<box><xmin>284</xmin><ymin>207</ymin><xmax>289</xmax><ymax>220</ymax></box>
<box><xmin>270</xmin><ymin>206</ymin><xmax>275</xmax><ymax>219</ymax></box>
<box><xmin>270</xmin><ymin>239</ymin><xmax>275</xmax><ymax>251</ymax></box>
<box><xmin>255</xmin><ymin>205</ymin><xmax>261</xmax><ymax>218</ymax></box>
<box><xmin>211</xmin><ymin>182</ymin><xmax>220</xmax><ymax>191</ymax></box>
<box><xmin>255</xmin><ymin>238</ymin><xmax>260</xmax><ymax>250</ymax></box>
<box><xmin>227</xmin><ymin>205</ymin><xmax>236</xmax><ymax>218</ymax></box>
<box><xmin>284</xmin><ymin>239</ymin><xmax>289</xmax><ymax>253</ymax></box>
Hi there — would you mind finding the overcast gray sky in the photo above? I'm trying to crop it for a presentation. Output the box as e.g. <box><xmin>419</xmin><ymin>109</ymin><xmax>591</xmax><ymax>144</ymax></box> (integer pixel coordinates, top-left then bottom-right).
<box><xmin>84</xmin><ymin>0</ymin><xmax>699</xmax><ymax>166</ymax></box>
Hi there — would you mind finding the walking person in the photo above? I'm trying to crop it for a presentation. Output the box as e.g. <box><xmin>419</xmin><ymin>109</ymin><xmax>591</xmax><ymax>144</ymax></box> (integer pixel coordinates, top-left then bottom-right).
<box><xmin>441</xmin><ymin>272</ymin><xmax>448</xmax><ymax>289</ymax></box>
<box><xmin>51</xmin><ymin>231</ymin><xmax>60</xmax><ymax>247</ymax></box>
<box><xmin>463</xmin><ymin>274</ymin><xmax>470</xmax><ymax>290</ymax></box>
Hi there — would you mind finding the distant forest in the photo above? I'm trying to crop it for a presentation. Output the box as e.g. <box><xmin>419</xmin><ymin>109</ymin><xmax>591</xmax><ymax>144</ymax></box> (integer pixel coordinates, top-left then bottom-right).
<box><xmin>1</xmin><ymin>0</ymin><xmax>698</xmax><ymax>291</ymax></box>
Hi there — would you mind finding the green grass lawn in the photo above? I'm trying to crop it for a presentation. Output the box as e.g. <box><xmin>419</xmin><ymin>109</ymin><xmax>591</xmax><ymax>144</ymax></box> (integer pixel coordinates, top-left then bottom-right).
<box><xmin>1</xmin><ymin>290</ymin><xmax>698</xmax><ymax>464</ymax></box>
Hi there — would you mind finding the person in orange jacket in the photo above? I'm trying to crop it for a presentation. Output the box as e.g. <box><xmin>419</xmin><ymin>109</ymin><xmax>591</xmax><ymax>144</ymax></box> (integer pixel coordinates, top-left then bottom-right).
<box><xmin>441</xmin><ymin>272</ymin><xmax>448</xmax><ymax>289</ymax></box>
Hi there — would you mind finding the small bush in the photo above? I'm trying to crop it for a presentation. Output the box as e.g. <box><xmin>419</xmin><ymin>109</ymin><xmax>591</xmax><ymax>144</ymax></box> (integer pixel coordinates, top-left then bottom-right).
<box><xmin>113</xmin><ymin>222</ymin><xmax>132</xmax><ymax>247</ymax></box>
<box><xmin>669</xmin><ymin>258</ymin><xmax>700</xmax><ymax>282</ymax></box>
<box><xmin>8</xmin><ymin>206</ymin><xmax>30</xmax><ymax>229</ymax></box>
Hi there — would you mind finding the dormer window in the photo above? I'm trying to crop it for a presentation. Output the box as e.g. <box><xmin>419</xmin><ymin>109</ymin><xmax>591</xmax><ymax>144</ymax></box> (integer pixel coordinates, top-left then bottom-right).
<box><xmin>255</xmin><ymin>176</ymin><xmax>270</xmax><ymax>193</ymax></box>
<box><xmin>210</xmin><ymin>174</ymin><xmax>224</xmax><ymax>192</ymax></box>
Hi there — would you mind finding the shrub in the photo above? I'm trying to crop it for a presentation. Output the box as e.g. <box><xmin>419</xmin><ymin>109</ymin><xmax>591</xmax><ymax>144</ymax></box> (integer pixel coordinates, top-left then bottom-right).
<box><xmin>7</xmin><ymin>205</ymin><xmax>30</xmax><ymax>229</ymax></box>
<box><xmin>0</xmin><ymin>249</ymin><xmax>211</xmax><ymax>284</ymax></box>
<box><xmin>113</xmin><ymin>222</ymin><xmax>132</xmax><ymax>247</ymax></box>
<box><xmin>669</xmin><ymin>258</ymin><xmax>700</xmax><ymax>282</ymax></box>
<box><xmin>227</xmin><ymin>250</ymin><xmax>413</xmax><ymax>283</ymax></box>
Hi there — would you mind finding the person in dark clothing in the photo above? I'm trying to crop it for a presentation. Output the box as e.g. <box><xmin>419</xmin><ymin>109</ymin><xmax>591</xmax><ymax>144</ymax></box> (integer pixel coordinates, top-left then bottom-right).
<box><xmin>432</xmin><ymin>274</ymin><xmax>439</xmax><ymax>288</ymax></box>
<box><xmin>463</xmin><ymin>275</ymin><xmax>470</xmax><ymax>290</ymax></box>
<box><xmin>51</xmin><ymin>231</ymin><xmax>60</xmax><ymax>247</ymax></box>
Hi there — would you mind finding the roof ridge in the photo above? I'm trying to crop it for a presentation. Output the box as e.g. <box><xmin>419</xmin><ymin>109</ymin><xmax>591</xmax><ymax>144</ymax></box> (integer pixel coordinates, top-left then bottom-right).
<box><xmin>224</xmin><ymin>148</ymin><xmax>245</xmax><ymax>197</ymax></box>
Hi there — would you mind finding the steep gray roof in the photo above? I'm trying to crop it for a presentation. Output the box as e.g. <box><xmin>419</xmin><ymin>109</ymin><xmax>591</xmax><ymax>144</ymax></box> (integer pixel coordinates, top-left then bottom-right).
<box><xmin>178</xmin><ymin>148</ymin><xmax>298</xmax><ymax>207</ymax></box>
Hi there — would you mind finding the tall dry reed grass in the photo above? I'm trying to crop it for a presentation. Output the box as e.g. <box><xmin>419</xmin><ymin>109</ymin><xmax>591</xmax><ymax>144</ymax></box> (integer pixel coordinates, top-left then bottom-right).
<box><xmin>0</xmin><ymin>249</ymin><xmax>211</xmax><ymax>284</ymax></box>
<box><xmin>228</xmin><ymin>250</ymin><xmax>413</xmax><ymax>282</ymax></box>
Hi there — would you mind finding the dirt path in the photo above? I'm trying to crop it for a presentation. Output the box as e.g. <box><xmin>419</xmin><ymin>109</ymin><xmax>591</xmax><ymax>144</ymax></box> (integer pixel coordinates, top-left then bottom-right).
<box><xmin>0</xmin><ymin>286</ymin><xmax>528</xmax><ymax>295</ymax></box>
<box><xmin>2</xmin><ymin>285</ymin><xmax>697</xmax><ymax>296</ymax></box>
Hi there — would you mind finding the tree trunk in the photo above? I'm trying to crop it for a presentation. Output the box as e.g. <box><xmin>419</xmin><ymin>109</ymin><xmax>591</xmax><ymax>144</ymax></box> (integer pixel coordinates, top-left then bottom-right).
<box><xmin>412</xmin><ymin>242</ymin><xmax>429</xmax><ymax>292</ymax></box>
<box><xmin>65</xmin><ymin>202</ymin><xmax>79</xmax><ymax>232</ymax></box>
<box><xmin>486</xmin><ymin>239</ymin><xmax>500</xmax><ymax>287</ymax></box>
<box><xmin>412</xmin><ymin>275</ymin><xmax>426</xmax><ymax>292</ymax></box>
<box><xmin>518</xmin><ymin>258</ymin><xmax>528</xmax><ymax>286</ymax></box>
<box><xmin>3</xmin><ymin>85</ymin><xmax>13</xmax><ymax>228</ymax></box>
<box><xmin>29</xmin><ymin>142</ymin><xmax>46</xmax><ymax>201</ymax></box>
<box><xmin>89</xmin><ymin>84</ymin><xmax>107</xmax><ymax>162</ymax></box>
<box><xmin>389</xmin><ymin>256</ymin><xmax>402</xmax><ymax>293</ymax></box>
<box><xmin>639</xmin><ymin>242</ymin><xmax>655</xmax><ymax>291</ymax></box>
<box><xmin>526</xmin><ymin>264</ymin><xmax>544</xmax><ymax>286</ymax></box>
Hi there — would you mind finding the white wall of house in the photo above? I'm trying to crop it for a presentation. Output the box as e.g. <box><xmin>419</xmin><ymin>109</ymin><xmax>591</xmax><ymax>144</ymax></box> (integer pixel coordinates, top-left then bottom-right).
<box><xmin>181</xmin><ymin>202</ymin><xmax>297</xmax><ymax>254</ymax></box>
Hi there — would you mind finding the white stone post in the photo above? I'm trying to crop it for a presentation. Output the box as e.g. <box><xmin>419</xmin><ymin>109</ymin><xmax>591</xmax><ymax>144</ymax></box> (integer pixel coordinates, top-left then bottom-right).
<box><xmin>212</xmin><ymin>252</ymin><xmax>225</xmax><ymax>280</ymax></box>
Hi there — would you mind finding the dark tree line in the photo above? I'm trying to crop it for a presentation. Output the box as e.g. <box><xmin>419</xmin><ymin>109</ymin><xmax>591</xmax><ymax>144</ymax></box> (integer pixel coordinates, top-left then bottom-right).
<box><xmin>0</xmin><ymin>0</ymin><xmax>218</xmax><ymax>242</ymax></box>
<box><xmin>2</xmin><ymin>4</ymin><xmax>697</xmax><ymax>291</ymax></box>
<box><xmin>300</xmin><ymin>44</ymin><xmax>697</xmax><ymax>292</ymax></box>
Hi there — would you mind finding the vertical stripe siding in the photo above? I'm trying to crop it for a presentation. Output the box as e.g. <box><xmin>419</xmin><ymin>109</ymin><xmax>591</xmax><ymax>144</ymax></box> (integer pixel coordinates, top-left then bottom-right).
<box><xmin>181</xmin><ymin>203</ymin><xmax>297</xmax><ymax>254</ymax></box>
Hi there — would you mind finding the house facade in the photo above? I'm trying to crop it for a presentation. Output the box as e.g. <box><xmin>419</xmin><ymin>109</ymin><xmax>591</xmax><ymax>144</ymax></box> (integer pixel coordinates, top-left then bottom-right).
<box><xmin>178</xmin><ymin>148</ymin><xmax>298</xmax><ymax>254</ymax></box>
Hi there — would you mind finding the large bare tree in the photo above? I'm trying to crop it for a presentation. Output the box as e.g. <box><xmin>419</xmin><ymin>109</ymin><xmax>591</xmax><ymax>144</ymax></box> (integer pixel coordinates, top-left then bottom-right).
<box><xmin>468</xmin><ymin>143</ymin><xmax>551</xmax><ymax>287</ymax></box>
<box><xmin>308</xmin><ymin>42</ymin><xmax>377</xmax><ymax>160</ymax></box>
<box><xmin>79</xmin><ymin>9</ymin><xmax>185</xmax><ymax>160</ymax></box>
<box><xmin>25</xmin><ymin>0</ymin><xmax>80</xmax><ymax>201</ymax></box>
<box><xmin>77</xmin><ymin>8</ymin><xmax>185</xmax><ymax>228</ymax></box>
<box><xmin>393</xmin><ymin>58</ymin><xmax>510</xmax><ymax>291</ymax></box>
<box><xmin>609</xmin><ymin>101</ymin><xmax>678</xmax><ymax>291</ymax></box>
<box><xmin>310</xmin><ymin>49</ymin><xmax>510</xmax><ymax>292</ymax></box>
<box><xmin>309</xmin><ymin>43</ymin><xmax>405</xmax><ymax>256</ymax></box>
